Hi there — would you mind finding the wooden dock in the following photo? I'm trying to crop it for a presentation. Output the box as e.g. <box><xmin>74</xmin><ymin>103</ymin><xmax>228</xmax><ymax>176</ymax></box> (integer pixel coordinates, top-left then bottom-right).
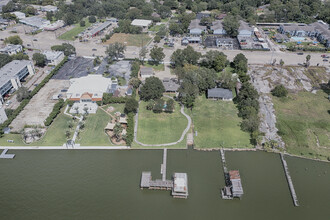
<box><xmin>220</xmin><ymin>148</ymin><xmax>228</xmax><ymax>173</ymax></box>
<box><xmin>0</xmin><ymin>149</ymin><xmax>15</xmax><ymax>159</ymax></box>
<box><xmin>280</xmin><ymin>153</ymin><xmax>299</xmax><ymax>207</ymax></box>
<box><xmin>161</xmin><ymin>148</ymin><xmax>167</xmax><ymax>181</ymax></box>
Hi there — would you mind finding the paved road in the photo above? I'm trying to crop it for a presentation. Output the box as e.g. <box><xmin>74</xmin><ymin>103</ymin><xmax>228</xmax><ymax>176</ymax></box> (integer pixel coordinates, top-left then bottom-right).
<box><xmin>134</xmin><ymin>96</ymin><xmax>192</xmax><ymax>147</ymax></box>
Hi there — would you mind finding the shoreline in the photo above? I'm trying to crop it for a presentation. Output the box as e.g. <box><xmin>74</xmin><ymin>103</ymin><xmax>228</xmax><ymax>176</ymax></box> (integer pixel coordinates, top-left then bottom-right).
<box><xmin>0</xmin><ymin>145</ymin><xmax>329</xmax><ymax>163</ymax></box>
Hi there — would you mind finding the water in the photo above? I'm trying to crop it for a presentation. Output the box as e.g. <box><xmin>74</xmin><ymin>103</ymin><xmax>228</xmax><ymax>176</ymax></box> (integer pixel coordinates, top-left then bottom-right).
<box><xmin>0</xmin><ymin>150</ymin><xmax>329</xmax><ymax>220</ymax></box>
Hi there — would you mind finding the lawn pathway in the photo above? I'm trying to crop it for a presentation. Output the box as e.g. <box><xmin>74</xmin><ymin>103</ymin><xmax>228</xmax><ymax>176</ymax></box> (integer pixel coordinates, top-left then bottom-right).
<box><xmin>134</xmin><ymin>95</ymin><xmax>192</xmax><ymax>147</ymax></box>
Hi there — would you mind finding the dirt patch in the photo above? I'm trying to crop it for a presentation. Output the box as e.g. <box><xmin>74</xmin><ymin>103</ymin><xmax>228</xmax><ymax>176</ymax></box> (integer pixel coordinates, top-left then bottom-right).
<box><xmin>10</xmin><ymin>79</ymin><xmax>70</xmax><ymax>132</ymax></box>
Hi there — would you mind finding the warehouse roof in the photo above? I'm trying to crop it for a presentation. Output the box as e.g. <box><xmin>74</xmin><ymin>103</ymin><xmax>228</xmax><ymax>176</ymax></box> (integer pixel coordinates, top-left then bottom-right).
<box><xmin>131</xmin><ymin>19</ymin><xmax>152</xmax><ymax>27</ymax></box>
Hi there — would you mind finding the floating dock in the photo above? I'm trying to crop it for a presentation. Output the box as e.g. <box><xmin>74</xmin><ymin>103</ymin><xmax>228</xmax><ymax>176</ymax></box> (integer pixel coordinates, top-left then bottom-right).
<box><xmin>140</xmin><ymin>148</ymin><xmax>188</xmax><ymax>198</ymax></box>
<box><xmin>280</xmin><ymin>153</ymin><xmax>299</xmax><ymax>207</ymax></box>
<box><xmin>0</xmin><ymin>149</ymin><xmax>15</xmax><ymax>159</ymax></box>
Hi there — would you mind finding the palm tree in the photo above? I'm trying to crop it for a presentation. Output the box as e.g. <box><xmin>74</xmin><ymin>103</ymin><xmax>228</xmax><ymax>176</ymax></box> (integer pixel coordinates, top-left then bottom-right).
<box><xmin>306</xmin><ymin>55</ymin><xmax>311</xmax><ymax>67</ymax></box>
<box><xmin>113</xmin><ymin>123</ymin><xmax>122</xmax><ymax>142</ymax></box>
<box><xmin>65</xmin><ymin>130</ymin><xmax>71</xmax><ymax>139</ymax></box>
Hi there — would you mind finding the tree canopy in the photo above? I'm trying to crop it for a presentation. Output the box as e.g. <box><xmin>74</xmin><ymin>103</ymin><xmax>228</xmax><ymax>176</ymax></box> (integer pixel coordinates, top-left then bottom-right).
<box><xmin>51</xmin><ymin>43</ymin><xmax>76</xmax><ymax>56</ymax></box>
<box><xmin>106</xmin><ymin>42</ymin><xmax>126</xmax><ymax>60</ymax></box>
<box><xmin>4</xmin><ymin>35</ymin><xmax>23</xmax><ymax>45</ymax></box>
<box><xmin>32</xmin><ymin>53</ymin><xmax>47</xmax><ymax>67</ymax></box>
<box><xmin>140</xmin><ymin>76</ymin><xmax>165</xmax><ymax>101</ymax></box>
<box><xmin>150</xmin><ymin>46</ymin><xmax>165</xmax><ymax>65</ymax></box>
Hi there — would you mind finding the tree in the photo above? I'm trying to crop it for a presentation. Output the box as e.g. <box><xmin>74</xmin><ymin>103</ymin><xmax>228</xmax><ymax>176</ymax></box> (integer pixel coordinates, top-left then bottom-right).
<box><xmin>279</xmin><ymin>59</ymin><xmax>284</xmax><ymax>67</ymax></box>
<box><xmin>139</xmin><ymin>47</ymin><xmax>148</xmax><ymax>64</ymax></box>
<box><xmin>156</xmin><ymin>26</ymin><xmax>168</xmax><ymax>38</ymax></box>
<box><xmin>171</xmin><ymin>46</ymin><xmax>201</xmax><ymax>67</ymax></box>
<box><xmin>140</xmin><ymin>76</ymin><xmax>165</xmax><ymax>101</ymax></box>
<box><xmin>113</xmin><ymin>123</ymin><xmax>122</xmax><ymax>142</ymax></box>
<box><xmin>4</xmin><ymin>35</ymin><xmax>23</xmax><ymax>45</ymax></box>
<box><xmin>32</xmin><ymin>53</ymin><xmax>46</xmax><ymax>67</ymax></box>
<box><xmin>0</xmin><ymin>54</ymin><xmax>12</xmax><ymax>68</ymax></box>
<box><xmin>51</xmin><ymin>43</ymin><xmax>76</xmax><ymax>56</ymax></box>
<box><xmin>169</xmin><ymin>23</ymin><xmax>183</xmax><ymax>35</ymax></box>
<box><xmin>154</xmin><ymin>35</ymin><xmax>161</xmax><ymax>43</ymax></box>
<box><xmin>165</xmin><ymin>99</ymin><xmax>174</xmax><ymax>113</ymax></box>
<box><xmin>223</xmin><ymin>15</ymin><xmax>239</xmax><ymax>37</ymax></box>
<box><xmin>241</xmin><ymin>114</ymin><xmax>260</xmax><ymax>133</ymax></box>
<box><xmin>106</xmin><ymin>42</ymin><xmax>126</xmax><ymax>60</ymax></box>
<box><xmin>65</xmin><ymin>130</ymin><xmax>71</xmax><ymax>139</ymax></box>
<box><xmin>24</xmin><ymin>6</ymin><xmax>37</xmax><ymax>15</ymax></box>
<box><xmin>46</xmin><ymin>11</ymin><xmax>53</xmax><ymax>21</ymax></box>
<box><xmin>88</xmin><ymin>16</ymin><xmax>97</xmax><ymax>23</ymax></box>
<box><xmin>233</xmin><ymin>53</ymin><xmax>248</xmax><ymax>74</ymax></box>
<box><xmin>80</xmin><ymin>20</ymin><xmax>86</xmax><ymax>27</ymax></box>
<box><xmin>153</xmin><ymin>99</ymin><xmax>165</xmax><ymax>113</ymax></box>
<box><xmin>219</xmin><ymin>71</ymin><xmax>237</xmax><ymax>89</ymax></box>
<box><xmin>306</xmin><ymin>55</ymin><xmax>311</xmax><ymax>67</ymax></box>
<box><xmin>214</xmin><ymin>54</ymin><xmax>228</xmax><ymax>72</ymax></box>
<box><xmin>271</xmin><ymin>85</ymin><xmax>288</xmax><ymax>97</ymax></box>
<box><xmin>150</xmin><ymin>46</ymin><xmax>165</xmax><ymax>65</ymax></box>
<box><xmin>129</xmin><ymin>77</ymin><xmax>141</xmax><ymax>89</ymax></box>
<box><xmin>125</xmin><ymin>98</ymin><xmax>139</xmax><ymax>113</ymax></box>
<box><xmin>200</xmin><ymin>17</ymin><xmax>212</xmax><ymax>26</ymax></box>
<box><xmin>201</xmin><ymin>51</ymin><xmax>228</xmax><ymax>70</ymax></box>
<box><xmin>11</xmin><ymin>52</ymin><xmax>29</xmax><ymax>60</ymax></box>
<box><xmin>16</xmin><ymin>87</ymin><xmax>29</xmax><ymax>102</ymax></box>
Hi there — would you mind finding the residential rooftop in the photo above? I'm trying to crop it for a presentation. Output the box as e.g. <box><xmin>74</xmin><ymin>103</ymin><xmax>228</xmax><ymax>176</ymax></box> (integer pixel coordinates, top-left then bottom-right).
<box><xmin>43</xmin><ymin>50</ymin><xmax>64</xmax><ymax>61</ymax></box>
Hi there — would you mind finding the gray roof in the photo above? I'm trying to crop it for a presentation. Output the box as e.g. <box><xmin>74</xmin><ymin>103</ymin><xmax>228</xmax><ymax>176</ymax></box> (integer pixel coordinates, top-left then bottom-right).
<box><xmin>53</xmin><ymin>57</ymin><xmax>93</xmax><ymax>80</ymax></box>
<box><xmin>211</xmin><ymin>20</ymin><xmax>224</xmax><ymax>31</ymax></box>
<box><xmin>274</xmin><ymin>33</ymin><xmax>289</xmax><ymax>40</ymax></box>
<box><xmin>140</xmin><ymin>66</ymin><xmax>153</xmax><ymax>76</ymax></box>
<box><xmin>90</xmin><ymin>21</ymin><xmax>112</xmax><ymax>36</ymax></box>
<box><xmin>189</xmin><ymin>19</ymin><xmax>206</xmax><ymax>31</ymax></box>
<box><xmin>0</xmin><ymin>44</ymin><xmax>22</xmax><ymax>53</ymax></box>
<box><xmin>280</xmin><ymin>23</ymin><xmax>314</xmax><ymax>32</ymax></box>
<box><xmin>0</xmin><ymin>60</ymin><xmax>32</xmax><ymax>87</ymax></box>
<box><xmin>107</xmin><ymin>61</ymin><xmax>131</xmax><ymax>82</ymax></box>
<box><xmin>196</xmin><ymin>13</ymin><xmax>211</xmax><ymax>20</ymax></box>
<box><xmin>311</xmin><ymin>21</ymin><xmax>330</xmax><ymax>38</ymax></box>
<box><xmin>238</xmin><ymin>20</ymin><xmax>253</xmax><ymax>32</ymax></box>
<box><xmin>42</xmin><ymin>50</ymin><xmax>63</xmax><ymax>61</ymax></box>
<box><xmin>208</xmin><ymin>88</ymin><xmax>233</xmax><ymax>99</ymax></box>
<box><xmin>163</xmin><ymin>78</ymin><xmax>180</xmax><ymax>92</ymax></box>
<box><xmin>19</xmin><ymin>16</ymin><xmax>49</xmax><ymax>28</ymax></box>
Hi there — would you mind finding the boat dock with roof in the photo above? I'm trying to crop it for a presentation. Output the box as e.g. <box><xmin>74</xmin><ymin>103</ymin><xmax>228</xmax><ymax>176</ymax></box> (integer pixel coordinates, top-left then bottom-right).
<box><xmin>140</xmin><ymin>148</ymin><xmax>188</xmax><ymax>198</ymax></box>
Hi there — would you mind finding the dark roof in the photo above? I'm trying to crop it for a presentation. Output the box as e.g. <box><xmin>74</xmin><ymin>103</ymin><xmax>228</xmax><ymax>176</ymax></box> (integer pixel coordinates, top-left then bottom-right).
<box><xmin>207</xmin><ymin>88</ymin><xmax>233</xmax><ymax>99</ymax></box>
<box><xmin>163</xmin><ymin>78</ymin><xmax>180</xmax><ymax>92</ymax></box>
<box><xmin>196</xmin><ymin>13</ymin><xmax>211</xmax><ymax>20</ymax></box>
<box><xmin>53</xmin><ymin>57</ymin><xmax>93</xmax><ymax>80</ymax></box>
<box><xmin>189</xmin><ymin>19</ymin><xmax>206</xmax><ymax>31</ymax></box>
<box><xmin>211</xmin><ymin>20</ymin><xmax>224</xmax><ymax>31</ymax></box>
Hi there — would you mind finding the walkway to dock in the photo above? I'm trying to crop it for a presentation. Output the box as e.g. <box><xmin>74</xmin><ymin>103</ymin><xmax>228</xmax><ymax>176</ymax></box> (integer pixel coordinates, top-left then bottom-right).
<box><xmin>161</xmin><ymin>148</ymin><xmax>167</xmax><ymax>181</ymax></box>
<box><xmin>220</xmin><ymin>148</ymin><xmax>228</xmax><ymax>173</ymax></box>
<box><xmin>280</xmin><ymin>153</ymin><xmax>299</xmax><ymax>207</ymax></box>
<box><xmin>0</xmin><ymin>149</ymin><xmax>15</xmax><ymax>159</ymax></box>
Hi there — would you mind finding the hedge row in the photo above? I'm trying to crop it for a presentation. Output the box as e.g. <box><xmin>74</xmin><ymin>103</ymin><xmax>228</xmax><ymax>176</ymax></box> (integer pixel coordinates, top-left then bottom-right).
<box><xmin>126</xmin><ymin>112</ymin><xmax>134</xmax><ymax>146</ymax></box>
<box><xmin>101</xmin><ymin>93</ymin><xmax>128</xmax><ymax>105</ymax></box>
<box><xmin>0</xmin><ymin>57</ymin><xmax>68</xmax><ymax>136</ymax></box>
<box><xmin>44</xmin><ymin>99</ymin><xmax>65</xmax><ymax>126</ymax></box>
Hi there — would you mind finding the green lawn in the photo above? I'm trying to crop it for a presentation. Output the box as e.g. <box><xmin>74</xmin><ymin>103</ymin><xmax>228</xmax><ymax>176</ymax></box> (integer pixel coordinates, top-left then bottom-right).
<box><xmin>77</xmin><ymin>109</ymin><xmax>113</xmax><ymax>146</ymax></box>
<box><xmin>149</xmin><ymin>24</ymin><xmax>165</xmax><ymax>32</ymax></box>
<box><xmin>137</xmin><ymin>99</ymin><xmax>188</xmax><ymax>145</ymax></box>
<box><xmin>58</xmin><ymin>18</ymin><xmax>91</xmax><ymax>41</ymax></box>
<box><xmin>190</xmin><ymin>96</ymin><xmax>252</xmax><ymax>149</ymax></box>
<box><xmin>273</xmin><ymin>91</ymin><xmax>330</xmax><ymax>160</ymax></box>
<box><xmin>0</xmin><ymin>133</ymin><xmax>25</xmax><ymax>146</ymax></box>
<box><xmin>144</xmin><ymin>62</ymin><xmax>165</xmax><ymax>71</ymax></box>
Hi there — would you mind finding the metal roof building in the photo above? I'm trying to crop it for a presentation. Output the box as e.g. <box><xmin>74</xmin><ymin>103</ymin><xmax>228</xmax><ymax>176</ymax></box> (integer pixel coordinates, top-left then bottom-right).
<box><xmin>0</xmin><ymin>44</ymin><xmax>22</xmax><ymax>55</ymax></box>
<box><xmin>19</xmin><ymin>16</ymin><xmax>50</xmax><ymax>29</ymax></box>
<box><xmin>131</xmin><ymin>19</ymin><xmax>152</xmax><ymax>27</ymax></box>
<box><xmin>207</xmin><ymin>88</ymin><xmax>233</xmax><ymax>100</ymax></box>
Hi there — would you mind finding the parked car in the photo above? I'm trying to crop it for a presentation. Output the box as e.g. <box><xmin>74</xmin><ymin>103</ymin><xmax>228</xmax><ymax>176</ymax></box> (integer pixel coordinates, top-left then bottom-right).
<box><xmin>33</xmin><ymin>39</ymin><xmax>37</xmax><ymax>41</ymax></box>
<box><xmin>92</xmin><ymin>48</ymin><xmax>97</xmax><ymax>51</ymax></box>
<box><xmin>297</xmin><ymin>52</ymin><xmax>304</xmax><ymax>55</ymax></box>
<box><xmin>5</xmin><ymin>100</ymin><xmax>12</xmax><ymax>106</ymax></box>
<box><xmin>27</xmin><ymin>44</ymin><xmax>31</xmax><ymax>46</ymax></box>
<box><xmin>323</xmin><ymin>59</ymin><xmax>328</xmax><ymax>62</ymax></box>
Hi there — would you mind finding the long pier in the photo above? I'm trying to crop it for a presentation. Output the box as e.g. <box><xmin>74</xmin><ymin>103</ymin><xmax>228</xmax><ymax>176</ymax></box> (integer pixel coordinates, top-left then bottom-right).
<box><xmin>280</xmin><ymin>153</ymin><xmax>299</xmax><ymax>207</ymax></box>
<box><xmin>220</xmin><ymin>148</ymin><xmax>228</xmax><ymax>173</ymax></box>
<box><xmin>161</xmin><ymin>148</ymin><xmax>167</xmax><ymax>181</ymax></box>
<box><xmin>0</xmin><ymin>149</ymin><xmax>15</xmax><ymax>159</ymax></box>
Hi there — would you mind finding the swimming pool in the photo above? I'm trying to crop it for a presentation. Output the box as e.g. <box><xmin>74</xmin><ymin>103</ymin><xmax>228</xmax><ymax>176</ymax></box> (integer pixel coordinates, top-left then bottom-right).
<box><xmin>291</xmin><ymin>37</ymin><xmax>305</xmax><ymax>41</ymax></box>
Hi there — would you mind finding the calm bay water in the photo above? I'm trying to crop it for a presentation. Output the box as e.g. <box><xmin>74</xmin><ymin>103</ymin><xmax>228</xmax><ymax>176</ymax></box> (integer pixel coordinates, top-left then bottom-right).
<box><xmin>0</xmin><ymin>150</ymin><xmax>329</xmax><ymax>220</ymax></box>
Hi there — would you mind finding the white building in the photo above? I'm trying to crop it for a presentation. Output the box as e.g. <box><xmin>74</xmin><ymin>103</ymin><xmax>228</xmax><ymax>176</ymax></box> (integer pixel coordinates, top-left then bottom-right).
<box><xmin>0</xmin><ymin>60</ymin><xmax>35</xmax><ymax>104</ymax></box>
<box><xmin>67</xmin><ymin>75</ymin><xmax>112</xmax><ymax>114</ymax></box>
<box><xmin>0</xmin><ymin>105</ymin><xmax>7</xmax><ymax>124</ymax></box>
<box><xmin>43</xmin><ymin>50</ymin><xmax>65</xmax><ymax>66</ymax></box>
<box><xmin>172</xmin><ymin>173</ymin><xmax>188</xmax><ymax>198</ymax></box>
<box><xmin>19</xmin><ymin>16</ymin><xmax>50</xmax><ymax>29</ymax></box>
<box><xmin>131</xmin><ymin>19</ymin><xmax>152</xmax><ymax>28</ymax></box>
<box><xmin>11</xmin><ymin>11</ymin><xmax>26</xmax><ymax>19</ymax></box>
<box><xmin>0</xmin><ymin>44</ymin><xmax>23</xmax><ymax>55</ymax></box>
<box><xmin>43</xmin><ymin>20</ymin><xmax>65</xmax><ymax>31</ymax></box>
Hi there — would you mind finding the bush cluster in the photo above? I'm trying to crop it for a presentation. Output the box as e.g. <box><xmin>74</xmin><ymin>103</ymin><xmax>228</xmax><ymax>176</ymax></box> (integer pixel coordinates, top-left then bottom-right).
<box><xmin>126</xmin><ymin>112</ymin><xmax>134</xmax><ymax>146</ymax></box>
<box><xmin>44</xmin><ymin>99</ymin><xmax>65</xmax><ymax>126</ymax></box>
<box><xmin>101</xmin><ymin>94</ymin><xmax>128</xmax><ymax>105</ymax></box>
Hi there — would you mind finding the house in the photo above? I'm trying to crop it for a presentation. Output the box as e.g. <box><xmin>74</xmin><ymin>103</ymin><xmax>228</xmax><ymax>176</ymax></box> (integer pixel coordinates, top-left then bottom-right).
<box><xmin>151</xmin><ymin>12</ymin><xmax>160</xmax><ymax>18</ymax></box>
<box><xmin>188</xmin><ymin>19</ymin><xmax>207</xmax><ymax>35</ymax></box>
<box><xmin>140</xmin><ymin>66</ymin><xmax>154</xmax><ymax>80</ymax></box>
<box><xmin>0</xmin><ymin>60</ymin><xmax>35</xmax><ymax>103</ymax></box>
<box><xmin>196</xmin><ymin>12</ymin><xmax>211</xmax><ymax>20</ymax></box>
<box><xmin>0</xmin><ymin>44</ymin><xmax>23</xmax><ymax>55</ymax></box>
<box><xmin>43</xmin><ymin>50</ymin><xmax>65</xmax><ymax>66</ymax></box>
<box><xmin>207</xmin><ymin>88</ymin><xmax>233</xmax><ymax>101</ymax></box>
<box><xmin>0</xmin><ymin>105</ymin><xmax>7</xmax><ymax>124</ymax></box>
<box><xmin>104</xmin><ymin>122</ymin><xmax>115</xmax><ymax>131</ymax></box>
<box><xmin>211</xmin><ymin>20</ymin><xmax>226</xmax><ymax>35</ymax></box>
<box><xmin>216</xmin><ymin>38</ymin><xmax>234</xmax><ymax>49</ymax></box>
<box><xmin>238</xmin><ymin>20</ymin><xmax>253</xmax><ymax>38</ymax></box>
<box><xmin>274</xmin><ymin>33</ymin><xmax>289</xmax><ymax>43</ymax></box>
<box><xmin>67</xmin><ymin>75</ymin><xmax>112</xmax><ymax>114</ymax></box>
<box><xmin>163</xmin><ymin>78</ymin><xmax>180</xmax><ymax>93</ymax></box>
<box><xmin>119</xmin><ymin>117</ymin><xmax>127</xmax><ymax>124</ymax></box>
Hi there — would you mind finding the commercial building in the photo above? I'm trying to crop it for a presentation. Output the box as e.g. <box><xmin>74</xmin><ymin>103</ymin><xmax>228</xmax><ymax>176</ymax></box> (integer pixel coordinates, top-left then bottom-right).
<box><xmin>19</xmin><ymin>16</ymin><xmax>50</xmax><ymax>29</ymax></box>
<box><xmin>67</xmin><ymin>75</ymin><xmax>112</xmax><ymax>114</ymax></box>
<box><xmin>188</xmin><ymin>19</ymin><xmax>207</xmax><ymax>35</ymax></box>
<box><xmin>87</xmin><ymin>21</ymin><xmax>112</xmax><ymax>38</ymax></box>
<box><xmin>216</xmin><ymin>38</ymin><xmax>234</xmax><ymax>49</ymax></box>
<box><xmin>43</xmin><ymin>50</ymin><xmax>65</xmax><ymax>66</ymax></box>
<box><xmin>0</xmin><ymin>105</ymin><xmax>7</xmax><ymax>124</ymax></box>
<box><xmin>0</xmin><ymin>44</ymin><xmax>23</xmax><ymax>55</ymax></box>
<box><xmin>238</xmin><ymin>20</ymin><xmax>253</xmax><ymax>39</ymax></box>
<box><xmin>207</xmin><ymin>88</ymin><xmax>233</xmax><ymax>101</ymax></box>
<box><xmin>0</xmin><ymin>60</ymin><xmax>35</xmax><ymax>103</ymax></box>
<box><xmin>131</xmin><ymin>19</ymin><xmax>152</xmax><ymax>31</ymax></box>
<box><xmin>43</xmin><ymin>20</ymin><xmax>65</xmax><ymax>31</ymax></box>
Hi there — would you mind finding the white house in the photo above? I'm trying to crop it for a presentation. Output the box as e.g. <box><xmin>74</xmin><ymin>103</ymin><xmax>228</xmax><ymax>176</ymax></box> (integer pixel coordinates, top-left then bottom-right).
<box><xmin>211</xmin><ymin>20</ymin><xmax>226</xmax><ymax>35</ymax></box>
<box><xmin>0</xmin><ymin>44</ymin><xmax>23</xmax><ymax>55</ymax></box>
<box><xmin>43</xmin><ymin>50</ymin><xmax>65</xmax><ymax>66</ymax></box>
<box><xmin>67</xmin><ymin>75</ymin><xmax>112</xmax><ymax>114</ymax></box>
<box><xmin>238</xmin><ymin>20</ymin><xmax>253</xmax><ymax>38</ymax></box>
<box><xmin>188</xmin><ymin>19</ymin><xmax>207</xmax><ymax>36</ymax></box>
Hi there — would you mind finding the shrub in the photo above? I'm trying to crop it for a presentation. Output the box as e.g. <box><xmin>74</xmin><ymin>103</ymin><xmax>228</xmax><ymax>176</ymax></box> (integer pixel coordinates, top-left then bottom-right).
<box><xmin>44</xmin><ymin>99</ymin><xmax>65</xmax><ymax>126</ymax></box>
<box><xmin>126</xmin><ymin>112</ymin><xmax>134</xmax><ymax>146</ymax></box>
<box><xmin>271</xmin><ymin>85</ymin><xmax>288</xmax><ymax>97</ymax></box>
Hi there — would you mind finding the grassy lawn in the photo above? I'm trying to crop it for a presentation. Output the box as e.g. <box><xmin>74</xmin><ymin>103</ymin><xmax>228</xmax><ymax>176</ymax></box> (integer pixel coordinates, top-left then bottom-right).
<box><xmin>58</xmin><ymin>18</ymin><xmax>91</xmax><ymax>41</ymax></box>
<box><xmin>77</xmin><ymin>109</ymin><xmax>113</xmax><ymax>146</ymax></box>
<box><xmin>143</xmin><ymin>62</ymin><xmax>165</xmax><ymax>71</ymax></box>
<box><xmin>190</xmin><ymin>96</ymin><xmax>252</xmax><ymax>149</ymax></box>
<box><xmin>137</xmin><ymin>99</ymin><xmax>188</xmax><ymax>145</ymax></box>
<box><xmin>149</xmin><ymin>24</ymin><xmax>165</xmax><ymax>32</ymax></box>
<box><xmin>0</xmin><ymin>133</ymin><xmax>25</xmax><ymax>146</ymax></box>
<box><xmin>105</xmin><ymin>33</ymin><xmax>151</xmax><ymax>47</ymax></box>
<box><xmin>273</xmin><ymin>91</ymin><xmax>330</xmax><ymax>160</ymax></box>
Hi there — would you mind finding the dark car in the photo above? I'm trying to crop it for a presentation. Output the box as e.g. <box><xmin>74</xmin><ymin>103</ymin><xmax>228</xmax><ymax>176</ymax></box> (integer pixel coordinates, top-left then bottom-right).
<box><xmin>297</xmin><ymin>52</ymin><xmax>304</xmax><ymax>55</ymax></box>
<box><xmin>323</xmin><ymin>59</ymin><xmax>328</xmax><ymax>62</ymax></box>
<box><xmin>92</xmin><ymin>48</ymin><xmax>97</xmax><ymax>51</ymax></box>
<box><xmin>33</xmin><ymin>39</ymin><xmax>37</xmax><ymax>41</ymax></box>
